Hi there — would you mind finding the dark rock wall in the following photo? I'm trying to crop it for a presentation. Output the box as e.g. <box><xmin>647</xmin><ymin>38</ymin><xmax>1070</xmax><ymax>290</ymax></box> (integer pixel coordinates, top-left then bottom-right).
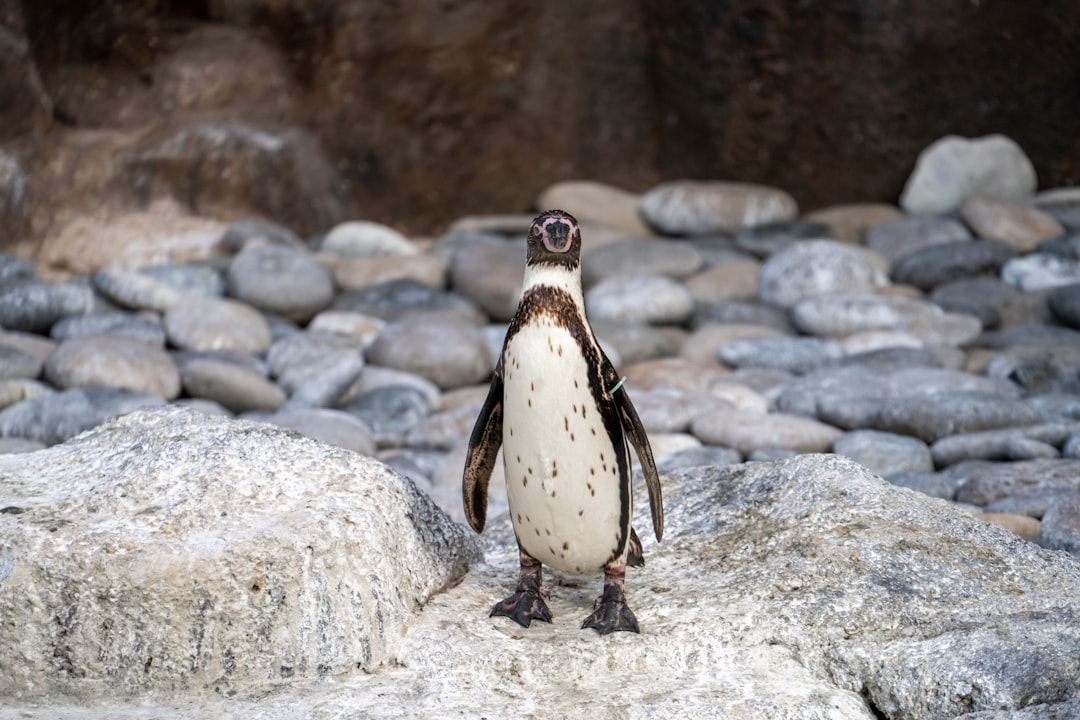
<box><xmin>5</xmin><ymin>0</ymin><xmax>1079</xmax><ymax>236</ymax></box>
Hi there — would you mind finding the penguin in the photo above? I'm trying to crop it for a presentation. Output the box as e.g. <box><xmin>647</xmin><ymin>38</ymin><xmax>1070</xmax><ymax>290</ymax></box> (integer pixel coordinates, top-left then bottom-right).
<box><xmin>462</xmin><ymin>209</ymin><xmax>663</xmax><ymax>635</ymax></box>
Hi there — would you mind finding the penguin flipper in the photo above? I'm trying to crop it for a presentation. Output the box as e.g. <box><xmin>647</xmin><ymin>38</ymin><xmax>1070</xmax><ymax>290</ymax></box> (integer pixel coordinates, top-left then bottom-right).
<box><xmin>609</xmin><ymin>376</ymin><xmax>664</xmax><ymax>543</ymax></box>
<box><xmin>463</xmin><ymin>373</ymin><xmax>503</xmax><ymax>533</ymax></box>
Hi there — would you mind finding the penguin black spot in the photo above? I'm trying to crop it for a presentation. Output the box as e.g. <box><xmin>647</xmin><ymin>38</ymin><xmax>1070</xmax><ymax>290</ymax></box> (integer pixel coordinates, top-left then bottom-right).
<box><xmin>602</xmin><ymin>463</ymin><xmax>608</xmax><ymax>472</ymax></box>
<box><xmin>570</xmin><ymin>432</ymin><xmax>575</xmax><ymax>441</ymax></box>
<box><xmin>591</xmin><ymin>428</ymin><xmax>596</xmax><ymax>435</ymax></box>
<box><xmin>574</xmin><ymin>379</ymin><xmax>579</xmax><ymax>388</ymax></box>
<box><xmin>562</xmin><ymin>542</ymin><xmax>569</xmax><ymax>550</ymax></box>
<box><xmin>591</xmin><ymin>488</ymin><xmax>596</xmax><ymax>497</ymax></box>
<box><xmin>582</xmin><ymin>406</ymin><xmax>587</xmax><ymax>418</ymax></box>
<box><xmin>587</xmin><ymin>482</ymin><xmax>593</xmax><ymax>491</ymax></box>
<box><xmin>531</xmin><ymin>381</ymin><xmax>535</xmax><ymax>391</ymax></box>
<box><xmin>528</xmin><ymin>398</ymin><xmax>532</xmax><ymax>407</ymax></box>
<box><xmin>516</xmin><ymin>455</ymin><xmax>521</xmax><ymax>463</ymax></box>
<box><xmin>549</xmin><ymin>546</ymin><xmax>556</xmax><ymax>555</ymax></box>
<box><xmin>578</xmin><ymin>510</ymin><xmax>584</xmax><ymax>516</ymax></box>
<box><xmin>551</xmin><ymin>489</ymin><xmax>557</xmax><ymax>497</ymax></box>
<box><xmin>600</xmin><ymin>452</ymin><xmax>605</xmax><ymax>461</ymax></box>
<box><xmin>522</xmin><ymin>475</ymin><xmax>528</xmax><ymax>487</ymax></box>
<box><xmin>552</xmin><ymin>467</ymin><xmax>558</xmax><ymax>478</ymax></box>
<box><xmin>558</xmin><ymin>345</ymin><xmax>563</xmax><ymax>356</ymax></box>
<box><xmin>528</xmin><ymin>467</ymin><xmax>533</xmax><ymax>475</ymax></box>
<box><xmin>535</xmin><ymin>528</ymin><xmax>541</xmax><ymax>536</ymax></box>
<box><xmin>572</xmin><ymin>403</ymin><xmax>577</xmax><ymax>413</ymax></box>
<box><xmin>590</xmin><ymin>467</ymin><xmax>595</xmax><ymax>476</ymax></box>
<box><xmin>564</xmin><ymin>416</ymin><xmax>569</xmax><ymax>431</ymax></box>
<box><xmin>516</xmin><ymin>513</ymin><xmax>522</xmax><ymax>523</ymax></box>
<box><xmin>546</xmin><ymin>528</ymin><xmax>551</xmax><ymax>536</ymax></box>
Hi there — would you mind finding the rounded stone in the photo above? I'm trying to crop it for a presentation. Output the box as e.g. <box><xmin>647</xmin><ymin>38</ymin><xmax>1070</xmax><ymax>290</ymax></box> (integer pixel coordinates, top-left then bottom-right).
<box><xmin>959</xmin><ymin>196</ymin><xmax>1064</xmax><ymax>252</ymax></box>
<box><xmin>44</xmin><ymin>335</ymin><xmax>181</xmax><ymax>399</ymax></box>
<box><xmin>865</xmin><ymin>216</ymin><xmax>972</xmax><ymax>265</ymax></box>
<box><xmin>1040</xmin><ymin>495</ymin><xmax>1080</xmax><ymax>555</ymax></box>
<box><xmin>341</xmin><ymin>385</ymin><xmax>434</xmax><ymax>447</ymax></box>
<box><xmin>321</xmin><ymin>252</ymin><xmax>447</xmax><ymax>292</ymax></box>
<box><xmin>592</xmin><ymin>321</ymin><xmax>679</xmax><ymax>366</ymax></box>
<box><xmin>656</xmin><ymin>444</ymin><xmax>743</xmax><ymax>471</ymax></box>
<box><xmin>0</xmin><ymin>386</ymin><xmax>166</xmax><ymax>446</ymax></box>
<box><xmin>690</xmin><ymin>410</ymin><xmax>842</xmax><ymax>455</ymax></box>
<box><xmin>332</xmin><ymin>279</ymin><xmax>485</xmax><ymax>325</ymax></box>
<box><xmin>717</xmin><ymin>336</ymin><xmax>845</xmax><ymax>375</ymax></box>
<box><xmin>0</xmin><ymin>345</ymin><xmax>42</xmax><ymax>380</ymax></box>
<box><xmin>255</xmin><ymin>408</ymin><xmax>376</xmax><ymax>455</ymax></box>
<box><xmin>320</xmin><ymin>220</ymin><xmax>417</xmax><ymax>257</ymax></box>
<box><xmin>684</xmin><ymin>259</ymin><xmax>762</xmax><ymax>304</ymax></box>
<box><xmin>758</xmin><ymin>241</ymin><xmax>884</xmax><ymax>308</ymax></box>
<box><xmin>791</xmin><ymin>293</ymin><xmax>982</xmax><ymax>347</ymax></box>
<box><xmin>890</xmin><ymin>240</ymin><xmax>1016</xmax><ymax>292</ymax></box>
<box><xmin>365</xmin><ymin>318</ymin><xmax>493</xmax><ymax>390</ymax></box>
<box><xmin>874</xmin><ymin>391</ymin><xmax>1043</xmax><ymax>444</ymax></box>
<box><xmin>50</xmin><ymin>312</ymin><xmax>167</xmax><ymax>346</ymax></box>
<box><xmin>307</xmin><ymin>311</ymin><xmax>385</xmax><ymax>346</ymax></box>
<box><xmin>139</xmin><ymin>262</ymin><xmax>226</xmax><ymax>298</ymax></box>
<box><xmin>179</xmin><ymin>358</ymin><xmax>286</xmax><ymax>413</ymax></box>
<box><xmin>448</xmin><ymin>239</ymin><xmax>525</xmax><ymax>322</ymax></box>
<box><xmin>930</xmin><ymin>277</ymin><xmax>1018</xmax><ymax>329</ymax></box>
<box><xmin>1001</xmin><ymin>254</ymin><xmax>1080</xmax><ymax>292</ymax></box>
<box><xmin>91</xmin><ymin>268</ymin><xmax>183</xmax><ymax>312</ymax></box>
<box><xmin>833</xmin><ymin>430</ymin><xmax>934</xmax><ymax>478</ymax></box>
<box><xmin>267</xmin><ymin>330</ymin><xmax>367</xmax><ymax>394</ymax></box>
<box><xmin>1048</xmin><ymin>284</ymin><xmax>1080</xmax><ymax>329</ymax></box>
<box><xmin>0</xmin><ymin>281</ymin><xmax>95</xmax><ymax>333</ymax></box>
<box><xmin>0</xmin><ymin>252</ymin><xmax>35</xmax><ymax>287</ymax></box>
<box><xmin>804</xmin><ymin>203</ymin><xmax>902</xmax><ymax>245</ymax></box>
<box><xmin>679</xmin><ymin>323</ymin><xmax>784</xmax><ymax>365</ymax></box>
<box><xmin>581</xmin><ymin>240</ymin><xmax>703</xmax><ymax>287</ymax></box>
<box><xmin>629</xmin><ymin>386</ymin><xmax>734</xmax><ymax>434</ymax></box>
<box><xmin>899</xmin><ymin>134</ymin><xmax>1037</xmax><ymax>215</ymax></box>
<box><xmin>226</xmin><ymin>244</ymin><xmax>334</xmax><ymax>322</ymax></box>
<box><xmin>734</xmin><ymin>220</ymin><xmax>834</xmax><ymax>258</ymax></box>
<box><xmin>692</xmin><ymin>300</ymin><xmax>792</xmax><ymax>332</ymax></box>
<box><xmin>164</xmin><ymin>296</ymin><xmax>272</xmax><ymax>353</ymax></box>
<box><xmin>0</xmin><ymin>379</ymin><xmax>53</xmax><ymax>410</ymax></box>
<box><xmin>639</xmin><ymin>180</ymin><xmax>798</xmax><ymax>235</ymax></box>
<box><xmin>585</xmin><ymin>275</ymin><xmax>695</xmax><ymax>325</ymax></box>
<box><xmin>221</xmin><ymin>217</ymin><xmax>305</xmax><ymax>251</ymax></box>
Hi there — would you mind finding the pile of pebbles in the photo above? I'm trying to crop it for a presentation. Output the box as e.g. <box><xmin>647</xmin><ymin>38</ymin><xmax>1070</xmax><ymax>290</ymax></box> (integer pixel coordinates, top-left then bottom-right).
<box><xmin>3</xmin><ymin>134</ymin><xmax>1080</xmax><ymax>555</ymax></box>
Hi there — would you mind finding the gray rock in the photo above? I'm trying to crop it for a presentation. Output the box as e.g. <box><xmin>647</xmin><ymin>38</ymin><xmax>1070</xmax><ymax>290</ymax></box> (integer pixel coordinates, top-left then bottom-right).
<box><xmin>164</xmin><ymin>296</ymin><xmax>272</xmax><ymax>353</ymax></box>
<box><xmin>585</xmin><ymin>274</ymin><xmax>695</xmax><ymax>325</ymax></box>
<box><xmin>281</xmin><ymin>355</ymin><xmax>365</xmax><ymax>411</ymax></box>
<box><xmin>874</xmin><ymin>391</ymin><xmax>1042</xmax><ymax>444</ymax></box>
<box><xmin>984</xmin><ymin>487</ymin><xmax>1080</xmax><ymax>519</ymax></box>
<box><xmin>887</xmin><ymin>470</ymin><xmax>965</xmax><ymax>500</ymax></box>
<box><xmin>1036</xmin><ymin>229</ymin><xmax>1080</xmax><ymax>259</ymax></box>
<box><xmin>0</xmin><ymin>345</ymin><xmax>41</xmax><ymax>380</ymax></box>
<box><xmin>341</xmin><ymin>385</ymin><xmax>433</xmax><ymax>447</ymax></box>
<box><xmin>717</xmin><ymin>335</ymin><xmax>845</xmax><ymax>375</ymax></box>
<box><xmin>50</xmin><ymin>312</ymin><xmax>167</xmax><ymax>346</ymax></box>
<box><xmin>581</xmin><ymin>239</ymin><xmax>703</xmax><ymax>286</ymax></box>
<box><xmin>931</xmin><ymin>423</ymin><xmax>1078</xmax><ymax>467</ymax></box>
<box><xmin>1040</xmin><ymin>495</ymin><xmax>1080</xmax><ymax>555</ymax></box>
<box><xmin>320</xmin><ymin>220</ymin><xmax>417</xmax><ymax>257</ymax></box>
<box><xmin>366</xmin><ymin>318</ymin><xmax>492</xmax><ymax>390</ymax></box>
<box><xmin>253</xmin><ymin>407</ymin><xmax>376</xmax><ymax>455</ymax></box>
<box><xmin>447</xmin><ymin>238</ymin><xmax>524</xmax><ymax>321</ymax></box>
<box><xmin>1046</xmin><ymin>282</ymin><xmax>1080</xmax><ymax>328</ymax></box>
<box><xmin>833</xmin><ymin>430</ymin><xmax>934</xmax><ymax>477</ymax></box>
<box><xmin>226</xmin><ymin>244</ymin><xmax>334</xmax><ymax>322</ymax></box>
<box><xmin>733</xmin><ymin>220</ymin><xmax>834</xmax><ymax>258</ymax></box>
<box><xmin>865</xmin><ymin>215</ymin><xmax>972</xmax><ymax>265</ymax></box>
<box><xmin>627</xmin><ymin>386</ymin><xmax>733</xmax><ymax>434</ymax></box>
<box><xmin>139</xmin><ymin>262</ymin><xmax>226</xmax><ymax>298</ymax></box>
<box><xmin>221</xmin><ymin>217</ymin><xmax>305</xmax><ymax>251</ymax></box>
<box><xmin>0</xmin><ymin>386</ymin><xmax>165</xmax><ymax>446</ymax></box>
<box><xmin>0</xmin><ymin>281</ymin><xmax>94</xmax><ymax>333</ymax></box>
<box><xmin>952</xmin><ymin>458</ymin><xmax>1080</xmax><ymax>505</ymax></box>
<box><xmin>638</xmin><ymin>180</ymin><xmax>798</xmax><ymax>235</ymax></box>
<box><xmin>929</xmin><ymin>276</ymin><xmax>1018</xmax><ymax>329</ymax></box>
<box><xmin>656</xmin><ymin>444</ymin><xmax>742</xmax><ymax>471</ymax></box>
<box><xmin>0</xmin><ymin>436</ymin><xmax>45</xmax><ymax>454</ymax></box>
<box><xmin>792</xmin><ymin>293</ymin><xmax>983</xmax><ymax>346</ymax></box>
<box><xmin>1000</xmin><ymin>253</ymin><xmax>1080</xmax><ymax>291</ymax></box>
<box><xmin>332</xmin><ymin>279</ymin><xmax>485</xmax><ymax>325</ymax></box>
<box><xmin>44</xmin><ymin>335</ymin><xmax>181</xmax><ymax>400</ymax></box>
<box><xmin>379</xmin><ymin>448</ymin><xmax>448</xmax><ymax>486</ymax></box>
<box><xmin>1033</xmin><ymin>187</ymin><xmax>1080</xmax><ymax>230</ymax></box>
<box><xmin>691</xmin><ymin>410</ymin><xmax>841</xmax><ymax>454</ymax></box>
<box><xmin>91</xmin><ymin>267</ymin><xmax>183</xmax><ymax>312</ymax></box>
<box><xmin>0</xmin><ymin>379</ymin><xmax>52</xmax><ymax>411</ymax></box>
<box><xmin>758</xmin><ymin>241</ymin><xmax>884</xmax><ymax>308</ymax></box>
<box><xmin>267</xmin><ymin>330</ymin><xmax>366</xmax><ymax>395</ymax></box>
<box><xmin>179</xmin><ymin>358</ymin><xmax>286</xmax><ymax>413</ymax></box>
<box><xmin>973</xmin><ymin>323</ymin><xmax>1080</xmax><ymax>350</ymax></box>
<box><xmin>592</xmin><ymin>321</ymin><xmax>679</xmax><ymax>366</ymax></box>
<box><xmin>0</xmin><ymin>408</ymin><xmax>479</xmax><ymax>699</ymax></box>
<box><xmin>173</xmin><ymin>348</ymin><xmax>269</xmax><ymax>377</ymax></box>
<box><xmin>829</xmin><ymin>347</ymin><xmax>943</xmax><ymax>373</ymax></box>
<box><xmin>404</xmin><ymin>403</ymin><xmax>483</xmax><ymax>451</ymax></box>
<box><xmin>692</xmin><ymin>300</ymin><xmax>792</xmax><ymax>332</ymax></box>
<box><xmin>889</xmin><ymin>240</ymin><xmax>1016</xmax><ymax>291</ymax></box>
<box><xmin>899</xmin><ymin>134</ymin><xmax>1037</xmax><ymax>214</ymax></box>
<box><xmin>0</xmin><ymin>252</ymin><xmax>34</xmax><ymax>287</ymax></box>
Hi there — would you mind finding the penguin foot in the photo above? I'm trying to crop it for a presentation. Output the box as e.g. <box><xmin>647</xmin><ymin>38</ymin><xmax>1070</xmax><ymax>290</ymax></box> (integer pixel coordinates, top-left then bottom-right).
<box><xmin>581</xmin><ymin>565</ymin><xmax>640</xmax><ymax>635</ymax></box>
<box><xmin>490</xmin><ymin>590</ymin><xmax>553</xmax><ymax>628</ymax></box>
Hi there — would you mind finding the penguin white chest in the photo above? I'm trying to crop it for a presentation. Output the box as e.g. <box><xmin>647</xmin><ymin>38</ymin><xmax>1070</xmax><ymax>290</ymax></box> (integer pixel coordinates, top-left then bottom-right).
<box><xmin>501</xmin><ymin>317</ymin><xmax>627</xmax><ymax>573</ymax></box>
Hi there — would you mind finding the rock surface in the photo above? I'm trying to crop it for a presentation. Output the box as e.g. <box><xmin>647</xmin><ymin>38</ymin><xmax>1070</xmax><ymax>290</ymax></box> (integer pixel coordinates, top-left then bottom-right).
<box><xmin>4</xmin><ymin>449</ymin><xmax>1079</xmax><ymax>718</ymax></box>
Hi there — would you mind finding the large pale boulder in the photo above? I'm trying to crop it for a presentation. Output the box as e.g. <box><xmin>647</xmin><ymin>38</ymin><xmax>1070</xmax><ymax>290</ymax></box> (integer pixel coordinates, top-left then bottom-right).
<box><xmin>4</xmin><ymin>452</ymin><xmax>1080</xmax><ymax>718</ymax></box>
<box><xmin>0</xmin><ymin>408</ymin><xmax>479</xmax><ymax>700</ymax></box>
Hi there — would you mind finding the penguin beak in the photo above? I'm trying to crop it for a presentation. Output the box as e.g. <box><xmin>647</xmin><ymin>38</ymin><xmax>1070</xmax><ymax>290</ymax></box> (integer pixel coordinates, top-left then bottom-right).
<box><xmin>541</xmin><ymin>221</ymin><xmax>573</xmax><ymax>253</ymax></box>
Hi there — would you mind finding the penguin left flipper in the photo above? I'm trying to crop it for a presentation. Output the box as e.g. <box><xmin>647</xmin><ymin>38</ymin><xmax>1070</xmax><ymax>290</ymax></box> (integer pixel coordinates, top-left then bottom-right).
<box><xmin>463</xmin><ymin>372</ymin><xmax>504</xmax><ymax>534</ymax></box>
<box><xmin>606</xmin><ymin>367</ymin><xmax>664</xmax><ymax>543</ymax></box>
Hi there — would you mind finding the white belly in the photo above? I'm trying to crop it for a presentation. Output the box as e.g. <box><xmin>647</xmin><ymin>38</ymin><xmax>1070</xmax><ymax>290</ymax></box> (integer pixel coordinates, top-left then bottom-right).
<box><xmin>501</xmin><ymin>319</ymin><xmax>627</xmax><ymax>573</ymax></box>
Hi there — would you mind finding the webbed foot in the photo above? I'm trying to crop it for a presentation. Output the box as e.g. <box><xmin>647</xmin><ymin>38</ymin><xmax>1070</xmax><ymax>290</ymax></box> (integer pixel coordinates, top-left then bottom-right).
<box><xmin>581</xmin><ymin>565</ymin><xmax>640</xmax><ymax>635</ymax></box>
<box><xmin>490</xmin><ymin>589</ymin><xmax>553</xmax><ymax>627</ymax></box>
<box><xmin>490</xmin><ymin>551</ymin><xmax>552</xmax><ymax>628</ymax></box>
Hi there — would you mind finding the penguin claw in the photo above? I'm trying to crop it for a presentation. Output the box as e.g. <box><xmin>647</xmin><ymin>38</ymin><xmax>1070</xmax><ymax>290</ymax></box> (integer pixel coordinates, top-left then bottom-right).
<box><xmin>581</xmin><ymin>599</ymin><xmax>640</xmax><ymax>635</ymax></box>
<box><xmin>490</xmin><ymin>591</ymin><xmax>553</xmax><ymax>628</ymax></box>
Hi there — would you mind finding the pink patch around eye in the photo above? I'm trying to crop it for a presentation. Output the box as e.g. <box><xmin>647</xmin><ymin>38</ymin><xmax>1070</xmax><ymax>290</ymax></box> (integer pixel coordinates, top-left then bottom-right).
<box><xmin>541</xmin><ymin>222</ymin><xmax>574</xmax><ymax>253</ymax></box>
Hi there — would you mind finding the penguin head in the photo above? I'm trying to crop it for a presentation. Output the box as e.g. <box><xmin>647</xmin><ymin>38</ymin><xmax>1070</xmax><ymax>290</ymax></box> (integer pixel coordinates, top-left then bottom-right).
<box><xmin>527</xmin><ymin>209</ymin><xmax>581</xmax><ymax>268</ymax></box>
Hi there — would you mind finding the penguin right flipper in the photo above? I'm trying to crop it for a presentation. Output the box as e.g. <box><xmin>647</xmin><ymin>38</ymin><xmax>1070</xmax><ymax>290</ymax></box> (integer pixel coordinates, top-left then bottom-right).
<box><xmin>463</xmin><ymin>372</ymin><xmax>504</xmax><ymax>534</ymax></box>
<box><xmin>607</xmin><ymin>371</ymin><xmax>664</xmax><ymax>543</ymax></box>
